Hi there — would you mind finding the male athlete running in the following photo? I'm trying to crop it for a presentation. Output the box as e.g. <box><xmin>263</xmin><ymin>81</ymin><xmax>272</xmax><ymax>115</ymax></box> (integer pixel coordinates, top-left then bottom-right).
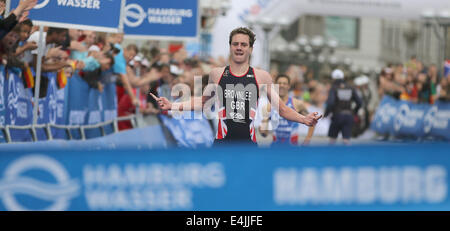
<box><xmin>259</xmin><ymin>74</ymin><xmax>315</xmax><ymax>145</ymax></box>
<box><xmin>151</xmin><ymin>27</ymin><xmax>322</xmax><ymax>145</ymax></box>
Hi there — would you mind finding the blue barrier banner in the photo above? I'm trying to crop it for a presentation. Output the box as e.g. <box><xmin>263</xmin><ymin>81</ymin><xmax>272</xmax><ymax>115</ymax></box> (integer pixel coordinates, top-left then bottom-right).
<box><xmin>393</xmin><ymin>100</ymin><xmax>428</xmax><ymax>137</ymax></box>
<box><xmin>87</xmin><ymin>88</ymin><xmax>103</xmax><ymax>125</ymax></box>
<box><xmin>64</xmin><ymin>74</ymin><xmax>90</xmax><ymax>139</ymax></box>
<box><xmin>10</xmin><ymin>0</ymin><xmax>124</xmax><ymax>32</ymax></box>
<box><xmin>4</xmin><ymin>69</ymin><xmax>33</xmax><ymax>142</ymax></box>
<box><xmin>0</xmin><ymin>124</ymin><xmax>167</xmax><ymax>151</ymax></box>
<box><xmin>34</xmin><ymin>72</ymin><xmax>59</xmax><ymax>141</ymax></box>
<box><xmin>65</xmin><ymin>74</ymin><xmax>90</xmax><ymax>126</ymax></box>
<box><xmin>371</xmin><ymin>96</ymin><xmax>450</xmax><ymax>140</ymax></box>
<box><xmin>124</xmin><ymin>0</ymin><xmax>199</xmax><ymax>39</ymax></box>
<box><xmin>371</xmin><ymin>96</ymin><xmax>396</xmax><ymax>135</ymax></box>
<box><xmin>53</xmin><ymin>78</ymin><xmax>67</xmax><ymax>139</ymax></box>
<box><xmin>85</xmin><ymin>88</ymin><xmax>103</xmax><ymax>139</ymax></box>
<box><xmin>0</xmin><ymin>66</ymin><xmax>6</xmax><ymax>142</ymax></box>
<box><xmin>427</xmin><ymin>101</ymin><xmax>450</xmax><ymax>140</ymax></box>
<box><xmin>159</xmin><ymin>112</ymin><xmax>214</xmax><ymax>148</ymax></box>
<box><xmin>46</xmin><ymin>73</ymin><xmax>58</xmax><ymax>126</ymax></box>
<box><xmin>0</xmin><ymin>144</ymin><xmax>449</xmax><ymax>211</ymax></box>
<box><xmin>101</xmin><ymin>82</ymin><xmax>117</xmax><ymax>135</ymax></box>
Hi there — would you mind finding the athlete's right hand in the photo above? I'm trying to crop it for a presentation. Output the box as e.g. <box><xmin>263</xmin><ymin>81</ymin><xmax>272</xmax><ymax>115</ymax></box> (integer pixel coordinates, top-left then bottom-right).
<box><xmin>303</xmin><ymin>112</ymin><xmax>322</xmax><ymax>126</ymax></box>
<box><xmin>149</xmin><ymin>93</ymin><xmax>172</xmax><ymax>111</ymax></box>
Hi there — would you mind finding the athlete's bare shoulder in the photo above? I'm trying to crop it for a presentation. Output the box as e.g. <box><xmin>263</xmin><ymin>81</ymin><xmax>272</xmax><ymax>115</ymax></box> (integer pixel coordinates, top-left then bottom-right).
<box><xmin>253</xmin><ymin>67</ymin><xmax>272</xmax><ymax>84</ymax></box>
<box><xmin>209</xmin><ymin>66</ymin><xmax>226</xmax><ymax>84</ymax></box>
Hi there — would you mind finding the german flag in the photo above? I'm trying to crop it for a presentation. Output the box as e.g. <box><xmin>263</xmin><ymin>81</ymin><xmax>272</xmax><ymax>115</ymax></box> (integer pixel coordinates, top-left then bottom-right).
<box><xmin>70</xmin><ymin>60</ymin><xmax>78</xmax><ymax>71</ymax></box>
<box><xmin>57</xmin><ymin>69</ymin><xmax>67</xmax><ymax>89</ymax></box>
<box><xmin>22</xmin><ymin>66</ymin><xmax>34</xmax><ymax>88</ymax></box>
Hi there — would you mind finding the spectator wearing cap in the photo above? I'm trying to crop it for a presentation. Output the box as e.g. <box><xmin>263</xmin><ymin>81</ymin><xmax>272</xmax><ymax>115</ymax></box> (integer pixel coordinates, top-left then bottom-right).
<box><xmin>324</xmin><ymin>69</ymin><xmax>362</xmax><ymax>145</ymax></box>
<box><xmin>140</xmin><ymin>58</ymin><xmax>150</xmax><ymax>74</ymax></box>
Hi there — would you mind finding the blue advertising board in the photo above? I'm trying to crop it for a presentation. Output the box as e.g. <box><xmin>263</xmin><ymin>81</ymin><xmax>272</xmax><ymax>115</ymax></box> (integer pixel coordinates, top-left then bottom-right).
<box><xmin>159</xmin><ymin>111</ymin><xmax>214</xmax><ymax>148</ymax></box>
<box><xmin>0</xmin><ymin>143</ymin><xmax>449</xmax><ymax>211</ymax></box>
<box><xmin>0</xmin><ymin>66</ymin><xmax>6</xmax><ymax>142</ymax></box>
<box><xmin>124</xmin><ymin>0</ymin><xmax>199</xmax><ymax>39</ymax></box>
<box><xmin>4</xmin><ymin>69</ymin><xmax>33</xmax><ymax>142</ymax></box>
<box><xmin>9</xmin><ymin>0</ymin><xmax>124</xmax><ymax>32</ymax></box>
<box><xmin>371</xmin><ymin>96</ymin><xmax>450</xmax><ymax>140</ymax></box>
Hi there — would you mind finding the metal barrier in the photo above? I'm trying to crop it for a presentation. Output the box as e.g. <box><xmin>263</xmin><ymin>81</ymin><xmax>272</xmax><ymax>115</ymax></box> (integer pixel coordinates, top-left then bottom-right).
<box><xmin>0</xmin><ymin>115</ymin><xmax>138</xmax><ymax>143</ymax></box>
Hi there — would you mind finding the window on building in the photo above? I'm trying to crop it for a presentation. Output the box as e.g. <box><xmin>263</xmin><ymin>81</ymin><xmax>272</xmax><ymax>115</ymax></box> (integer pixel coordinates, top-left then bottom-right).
<box><xmin>324</xmin><ymin>16</ymin><xmax>359</xmax><ymax>49</ymax></box>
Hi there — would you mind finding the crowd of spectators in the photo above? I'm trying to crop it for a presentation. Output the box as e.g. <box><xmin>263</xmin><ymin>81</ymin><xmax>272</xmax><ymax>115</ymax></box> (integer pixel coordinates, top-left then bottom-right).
<box><xmin>378</xmin><ymin>55</ymin><xmax>450</xmax><ymax>104</ymax></box>
<box><xmin>0</xmin><ymin>1</ymin><xmax>229</xmax><ymax>133</ymax></box>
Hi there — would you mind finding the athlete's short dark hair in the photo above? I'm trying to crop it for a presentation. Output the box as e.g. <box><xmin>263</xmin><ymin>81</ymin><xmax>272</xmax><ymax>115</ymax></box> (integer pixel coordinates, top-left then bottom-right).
<box><xmin>229</xmin><ymin>27</ymin><xmax>256</xmax><ymax>47</ymax></box>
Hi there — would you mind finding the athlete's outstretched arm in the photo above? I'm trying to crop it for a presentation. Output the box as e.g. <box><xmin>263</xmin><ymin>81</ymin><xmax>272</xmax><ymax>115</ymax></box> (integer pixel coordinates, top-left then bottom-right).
<box><xmin>149</xmin><ymin>67</ymin><xmax>223</xmax><ymax>111</ymax></box>
<box><xmin>255</xmin><ymin>69</ymin><xmax>322</xmax><ymax>126</ymax></box>
<box><xmin>150</xmin><ymin>95</ymin><xmax>205</xmax><ymax>111</ymax></box>
<box><xmin>293</xmin><ymin>98</ymin><xmax>316</xmax><ymax>145</ymax></box>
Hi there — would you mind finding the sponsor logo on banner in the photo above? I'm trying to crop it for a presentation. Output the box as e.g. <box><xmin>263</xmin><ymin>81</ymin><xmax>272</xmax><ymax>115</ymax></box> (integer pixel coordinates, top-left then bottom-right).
<box><xmin>104</xmin><ymin>110</ymin><xmax>117</xmax><ymax>122</ymax></box>
<box><xmin>69</xmin><ymin>110</ymin><xmax>87</xmax><ymax>125</ymax></box>
<box><xmin>424</xmin><ymin>106</ymin><xmax>437</xmax><ymax>133</ymax></box>
<box><xmin>0</xmin><ymin>155</ymin><xmax>80</xmax><ymax>211</ymax></box>
<box><xmin>83</xmin><ymin>162</ymin><xmax>225</xmax><ymax>210</ymax></box>
<box><xmin>88</xmin><ymin>111</ymin><xmax>101</xmax><ymax>124</ymax></box>
<box><xmin>7</xmin><ymin>73</ymin><xmax>18</xmax><ymax>125</ymax></box>
<box><xmin>424</xmin><ymin>105</ymin><xmax>450</xmax><ymax>133</ymax></box>
<box><xmin>38</xmin><ymin>101</ymin><xmax>45</xmax><ymax>121</ymax></box>
<box><xmin>34</xmin><ymin>0</ymin><xmax>50</xmax><ymax>9</ymax></box>
<box><xmin>393</xmin><ymin>104</ymin><xmax>424</xmax><ymax>132</ymax></box>
<box><xmin>274</xmin><ymin>166</ymin><xmax>447</xmax><ymax>205</ymax></box>
<box><xmin>124</xmin><ymin>2</ymin><xmax>194</xmax><ymax>28</ymax></box>
<box><xmin>48</xmin><ymin>78</ymin><xmax>57</xmax><ymax>124</ymax></box>
<box><xmin>374</xmin><ymin>102</ymin><xmax>397</xmax><ymax>129</ymax></box>
<box><xmin>34</xmin><ymin>0</ymin><xmax>102</xmax><ymax>10</ymax></box>
<box><xmin>372</xmin><ymin>96</ymin><xmax>450</xmax><ymax>139</ymax></box>
<box><xmin>56</xmin><ymin>89</ymin><xmax>65</xmax><ymax>119</ymax></box>
<box><xmin>0</xmin><ymin>70</ymin><xmax>5</xmax><ymax>125</ymax></box>
<box><xmin>124</xmin><ymin>3</ymin><xmax>146</xmax><ymax>27</ymax></box>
